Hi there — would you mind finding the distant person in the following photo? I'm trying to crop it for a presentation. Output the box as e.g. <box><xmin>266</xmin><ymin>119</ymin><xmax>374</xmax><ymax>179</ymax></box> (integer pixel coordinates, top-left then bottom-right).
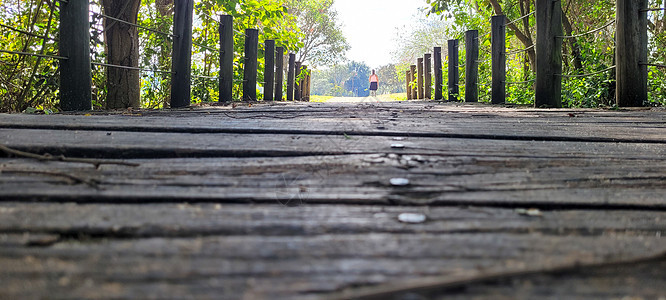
<box><xmin>369</xmin><ymin>70</ymin><xmax>379</xmax><ymax>97</ymax></box>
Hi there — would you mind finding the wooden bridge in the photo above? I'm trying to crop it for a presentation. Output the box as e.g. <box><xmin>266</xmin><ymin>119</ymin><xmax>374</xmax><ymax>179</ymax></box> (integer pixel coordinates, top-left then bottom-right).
<box><xmin>1</xmin><ymin>100</ymin><xmax>665</xmax><ymax>299</ymax></box>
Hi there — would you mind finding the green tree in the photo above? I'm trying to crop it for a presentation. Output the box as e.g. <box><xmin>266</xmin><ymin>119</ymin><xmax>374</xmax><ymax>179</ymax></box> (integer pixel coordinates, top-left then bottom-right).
<box><xmin>288</xmin><ymin>0</ymin><xmax>349</xmax><ymax>68</ymax></box>
<box><xmin>376</xmin><ymin>64</ymin><xmax>404</xmax><ymax>95</ymax></box>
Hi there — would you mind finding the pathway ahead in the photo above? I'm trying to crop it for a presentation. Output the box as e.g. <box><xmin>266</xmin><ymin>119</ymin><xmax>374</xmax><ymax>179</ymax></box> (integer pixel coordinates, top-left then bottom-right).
<box><xmin>1</xmin><ymin>102</ymin><xmax>665</xmax><ymax>299</ymax></box>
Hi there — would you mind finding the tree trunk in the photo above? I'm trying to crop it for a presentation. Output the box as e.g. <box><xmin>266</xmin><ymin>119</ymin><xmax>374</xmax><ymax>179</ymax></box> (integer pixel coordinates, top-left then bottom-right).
<box><xmin>102</xmin><ymin>0</ymin><xmax>141</xmax><ymax>109</ymax></box>
<box><xmin>488</xmin><ymin>0</ymin><xmax>536</xmax><ymax>71</ymax></box>
<box><xmin>562</xmin><ymin>12</ymin><xmax>583</xmax><ymax>70</ymax></box>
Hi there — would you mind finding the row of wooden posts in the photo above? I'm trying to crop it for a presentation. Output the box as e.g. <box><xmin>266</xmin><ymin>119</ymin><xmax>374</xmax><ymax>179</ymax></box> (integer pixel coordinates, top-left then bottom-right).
<box><xmin>406</xmin><ymin>0</ymin><xmax>651</xmax><ymax>108</ymax></box>
<box><xmin>59</xmin><ymin>0</ymin><xmax>310</xmax><ymax>111</ymax></box>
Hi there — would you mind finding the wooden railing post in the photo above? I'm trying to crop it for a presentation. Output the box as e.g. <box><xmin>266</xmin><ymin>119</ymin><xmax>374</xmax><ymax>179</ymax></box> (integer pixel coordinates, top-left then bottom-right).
<box><xmin>294</xmin><ymin>61</ymin><xmax>302</xmax><ymax>101</ymax></box>
<box><xmin>425</xmin><ymin>53</ymin><xmax>432</xmax><ymax>100</ymax></box>
<box><xmin>171</xmin><ymin>0</ymin><xmax>194</xmax><ymax>108</ymax></box>
<box><xmin>448</xmin><ymin>39</ymin><xmax>459</xmax><ymax>102</ymax></box>
<box><xmin>219</xmin><ymin>15</ymin><xmax>233</xmax><ymax>103</ymax></box>
<box><xmin>417</xmin><ymin>58</ymin><xmax>424</xmax><ymax>99</ymax></box>
<box><xmin>434</xmin><ymin>47</ymin><xmax>443</xmax><ymax>100</ymax></box>
<box><xmin>275</xmin><ymin>47</ymin><xmax>284</xmax><ymax>101</ymax></box>
<box><xmin>264</xmin><ymin>40</ymin><xmax>275</xmax><ymax>101</ymax></box>
<box><xmin>465</xmin><ymin>30</ymin><xmax>479</xmax><ymax>102</ymax></box>
<box><xmin>301</xmin><ymin>66</ymin><xmax>309</xmax><ymax>101</ymax></box>
<box><xmin>243</xmin><ymin>29</ymin><xmax>259</xmax><ymax>101</ymax></box>
<box><xmin>535</xmin><ymin>0</ymin><xmax>563</xmax><ymax>108</ymax></box>
<box><xmin>406</xmin><ymin>70</ymin><xmax>412</xmax><ymax>100</ymax></box>
<box><xmin>616</xmin><ymin>0</ymin><xmax>648</xmax><ymax>107</ymax></box>
<box><xmin>491</xmin><ymin>15</ymin><xmax>506</xmax><ymax>105</ymax></box>
<box><xmin>59</xmin><ymin>0</ymin><xmax>92</xmax><ymax>111</ymax></box>
<box><xmin>410</xmin><ymin>64</ymin><xmax>417</xmax><ymax>99</ymax></box>
<box><xmin>287</xmin><ymin>54</ymin><xmax>295</xmax><ymax>101</ymax></box>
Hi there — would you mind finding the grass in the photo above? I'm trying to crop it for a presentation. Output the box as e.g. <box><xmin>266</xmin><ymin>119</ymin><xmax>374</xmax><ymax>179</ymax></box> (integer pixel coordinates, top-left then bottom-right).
<box><xmin>309</xmin><ymin>93</ymin><xmax>408</xmax><ymax>102</ymax></box>
<box><xmin>310</xmin><ymin>95</ymin><xmax>334</xmax><ymax>102</ymax></box>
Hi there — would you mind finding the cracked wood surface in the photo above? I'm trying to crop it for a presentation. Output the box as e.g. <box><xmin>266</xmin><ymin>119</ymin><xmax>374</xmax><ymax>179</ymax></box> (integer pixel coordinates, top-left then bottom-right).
<box><xmin>0</xmin><ymin>101</ymin><xmax>665</xmax><ymax>299</ymax></box>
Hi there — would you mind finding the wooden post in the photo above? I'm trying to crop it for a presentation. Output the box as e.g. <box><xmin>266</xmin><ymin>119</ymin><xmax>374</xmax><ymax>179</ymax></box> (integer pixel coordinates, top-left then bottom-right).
<box><xmin>243</xmin><ymin>29</ymin><xmax>259</xmax><ymax>101</ymax></box>
<box><xmin>170</xmin><ymin>0</ymin><xmax>194</xmax><ymax>108</ymax></box>
<box><xmin>294</xmin><ymin>61</ymin><xmax>302</xmax><ymax>101</ymax></box>
<box><xmin>535</xmin><ymin>1</ymin><xmax>563</xmax><ymax>108</ymax></box>
<box><xmin>264</xmin><ymin>40</ymin><xmax>275</xmax><ymax>101</ymax></box>
<box><xmin>274</xmin><ymin>47</ymin><xmax>284</xmax><ymax>101</ymax></box>
<box><xmin>417</xmin><ymin>58</ymin><xmax>424</xmax><ymax>99</ymax></box>
<box><xmin>424</xmin><ymin>53</ymin><xmax>432</xmax><ymax>99</ymax></box>
<box><xmin>410</xmin><ymin>65</ymin><xmax>417</xmax><ymax>99</ymax></box>
<box><xmin>59</xmin><ymin>0</ymin><xmax>92</xmax><ymax>111</ymax></box>
<box><xmin>434</xmin><ymin>47</ymin><xmax>443</xmax><ymax>100</ymax></box>
<box><xmin>466</xmin><ymin>30</ymin><xmax>479</xmax><ymax>102</ymax></box>
<box><xmin>219</xmin><ymin>15</ymin><xmax>233</xmax><ymax>103</ymax></box>
<box><xmin>491</xmin><ymin>15</ymin><xmax>506</xmax><ymax>105</ymax></box>
<box><xmin>300</xmin><ymin>65</ymin><xmax>308</xmax><ymax>101</ymax></box>
<box><xmin>448</xmin><ymin>39</ymin><xmax>459</xmax><ymax>102</ymax></box>
<box><xmin>616</xmin><ymin>0</ymin><xmax>648</xmax><ymax>107</ymax></box>
<box><xmin>406</xmin><ymin>71</ymin><xmax>412</xmax><ymax>100</ymax></box>
<box><xmin>287</xmin><ymin>53</ymin><xmax>295</xmax><ymax>101</ymax></box>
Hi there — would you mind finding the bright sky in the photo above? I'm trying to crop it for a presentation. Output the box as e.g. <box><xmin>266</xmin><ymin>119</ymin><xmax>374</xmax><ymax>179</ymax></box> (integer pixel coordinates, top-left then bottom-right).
<box><xmin>332</xmin><ymin>0</ymin><xmax>428</xmax><ymax>69</ymax></box>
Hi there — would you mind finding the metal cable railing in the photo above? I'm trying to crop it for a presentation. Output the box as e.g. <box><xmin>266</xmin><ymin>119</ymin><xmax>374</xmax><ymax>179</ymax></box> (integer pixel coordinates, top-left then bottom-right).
<box><xmin>0</xmin><ymin>5</ymin><xmax>62</xmax><ymax>61</ymax></box>
<box><xmin>505</xmin><ymin>11</ymin><xmax>534</xmax><ymax>26</ymax></box>
<box><xmin>0</xmin><ymin>49</ymin><xmax>66</xmax><ymax>60</ymax></box>
<box><xmin>89</xmin><ymin>9</ymin><xmax>175</xmax><ymax>77</ymax></box>
<box><xmin>558</xmin><ymin>19</ymin><xmax>615</xmax><ymax>39</ymax></box>
<box><xmin>92</xmin><ymin>12</ymin><xmax>176</xmax><ymax>38</ymax></box>
<box><xmin>557</xmin><ymin>65</ymin><xmax>616</xmax><ymax>78</ymax></box>
<box><xmin>0</xmin><ymin>23</ymin><xmax>58</xmax><ymax>41</ymax></box>
<box><xmin>506</xmin><ymin>44</ymin><xmax>534</xmax><ymax>56</ymax></box>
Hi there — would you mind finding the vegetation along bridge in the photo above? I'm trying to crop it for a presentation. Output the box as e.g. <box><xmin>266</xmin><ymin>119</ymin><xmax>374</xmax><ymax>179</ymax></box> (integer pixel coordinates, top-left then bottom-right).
<box><xmin>1</xmin><ymin>0</ymin><xmax>665</xmax><ymax>299</ymax></box>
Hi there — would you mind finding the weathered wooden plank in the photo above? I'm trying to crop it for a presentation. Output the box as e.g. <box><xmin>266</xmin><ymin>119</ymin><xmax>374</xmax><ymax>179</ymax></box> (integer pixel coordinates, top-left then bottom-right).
<box><xmin>1</xmin><ymin>105</ymin><xmax>664</xmax><ymax>142</ymax></box>
<box><xmin>1</xmin><ymin>155</ymin><xmax>665</xmax><ymax>207</ymax></box>
<box><xmin>0</xmin><ymin>203</ymin><xmax>663</xmax><ymax>237</ymax></box>
<box><xmin>0</xmin><ymin>233</ymin><xmax>664</xmax><ymax>299</ymax></box>
<box><xmin>1</xmin><ymin>129</ymin><xmax>664</xmax><ymax>159</ymax></box>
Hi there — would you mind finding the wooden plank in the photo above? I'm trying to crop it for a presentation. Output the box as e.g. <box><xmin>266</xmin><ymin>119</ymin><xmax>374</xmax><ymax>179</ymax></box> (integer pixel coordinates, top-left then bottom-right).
<box><xmin>2</xmin><ymin>128</ymin><xmax>665</xmax><ymax>158</ymax></box>
<box><xmin>0</xmin><ymin>106</ymin><xmax>664</xmax><ymax>143</ymax></box>
<box><xmin>0</xmin><ymin>232</ymin><xmax>664</xmax><ymax>299</ymax></box>
<box><xmin>1</xmin><ymin>154</ymin><xmax>665</xmax><ymax>207</ymax></box>
<box><xmin>0</xmin><ymin>203</ymin><xmax>664</xmax><ymax>237</ymax></box>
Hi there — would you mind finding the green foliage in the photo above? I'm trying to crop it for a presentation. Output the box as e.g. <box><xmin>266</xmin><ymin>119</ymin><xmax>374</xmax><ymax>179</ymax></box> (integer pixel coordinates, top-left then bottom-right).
<box><xmin>421</xmin><ymin>0</ymin><xmax>666</xmax><ymax>107</ymax></box>
<box><xmin>0</xmin><ymin>0</ymin><xmax>303</xmax><ymax>111</ymax></box>
<box><xmin>0</xmin><ymin>0</ymin><xmax>60</xmax><ymax>112</ymax></box>
<box><xmin>288</xmin><ymin>0</ymin><xmax>349</xmax><ymax>67</ymax></box>
<box><xmin>311</xmin><ymin>61</ymin><xmax>372</xmax><ymax>97</ymax></box>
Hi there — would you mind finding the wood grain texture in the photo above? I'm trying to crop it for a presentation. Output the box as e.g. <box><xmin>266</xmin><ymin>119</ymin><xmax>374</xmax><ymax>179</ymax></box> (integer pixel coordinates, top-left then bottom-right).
<box><xmin>1</xmin><ymin>102</ymin><xmax>665</xmax><ymax>299</ymax></box>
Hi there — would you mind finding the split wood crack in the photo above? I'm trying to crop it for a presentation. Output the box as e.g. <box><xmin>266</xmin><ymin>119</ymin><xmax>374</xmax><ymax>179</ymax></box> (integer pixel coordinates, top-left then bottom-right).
<box><xmin>0</xmin><ymin>144</ymin><xmax>140</xmax><ymax>168</ymax></box>
<box><xmin>329</xmin><ymin>249</ymin><xmax>666</xmax><ymax>300</ymax></box>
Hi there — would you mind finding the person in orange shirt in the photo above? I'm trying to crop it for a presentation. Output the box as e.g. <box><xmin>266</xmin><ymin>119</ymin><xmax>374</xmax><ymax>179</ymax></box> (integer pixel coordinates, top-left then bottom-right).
<box><xmin>369</xmin><ymin>70</ymin><xmax>379</xmax><ymax>97</ymax></box>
